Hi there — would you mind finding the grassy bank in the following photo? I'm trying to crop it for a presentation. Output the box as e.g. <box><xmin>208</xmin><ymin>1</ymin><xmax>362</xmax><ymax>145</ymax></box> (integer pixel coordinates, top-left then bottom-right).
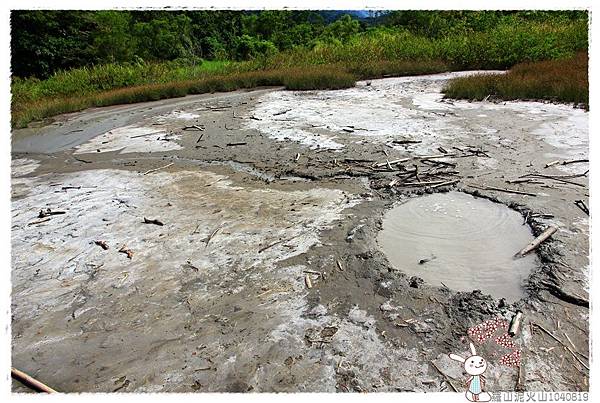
<box><xmin>442</xmin><ymin>52</ymin><xmax>588</xmax><ymax>107</ymax></box>
<box><xmin>11</xmin><ymin>60</ymin><xmax>449</xmax><ymax>128</ymax></box>
<box><xmin>11</xmin><ymin>18</ymin><xmax>587</xmax><ymax>128</ymax></box>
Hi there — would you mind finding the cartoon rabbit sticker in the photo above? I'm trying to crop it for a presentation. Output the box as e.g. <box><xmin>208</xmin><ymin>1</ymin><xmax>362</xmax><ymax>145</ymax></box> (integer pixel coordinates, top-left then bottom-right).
<box><xmin>449</xmin><ymin>342</ymin><xmax>491</xmax><ymax>402</ymax></box>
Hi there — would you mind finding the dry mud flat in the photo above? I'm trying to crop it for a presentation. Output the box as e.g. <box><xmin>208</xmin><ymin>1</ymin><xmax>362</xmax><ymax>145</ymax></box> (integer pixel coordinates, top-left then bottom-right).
<box><xmin>11</xmin><ymin>72</ymin><xmax>589</xmax><ymax>393</ymax></box>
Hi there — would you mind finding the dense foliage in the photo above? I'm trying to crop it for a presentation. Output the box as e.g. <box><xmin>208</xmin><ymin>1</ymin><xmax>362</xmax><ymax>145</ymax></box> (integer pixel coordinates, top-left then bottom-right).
<box><xmin>11</xmin><ymin>10</ymin><xmax>588</xmax><ymax>79</ymax></box>
<box><xmin>10</xmin><ymin>10</ymin><xmax>589</xmax><ymax>128</ymax></box>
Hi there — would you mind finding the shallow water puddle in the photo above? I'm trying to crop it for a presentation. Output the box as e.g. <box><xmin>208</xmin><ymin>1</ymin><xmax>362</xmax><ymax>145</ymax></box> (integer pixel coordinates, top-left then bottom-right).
<box><xmin>377</xmin><ymin>192</ymin><xmax>537</xmax><ymax>301</ymax></box>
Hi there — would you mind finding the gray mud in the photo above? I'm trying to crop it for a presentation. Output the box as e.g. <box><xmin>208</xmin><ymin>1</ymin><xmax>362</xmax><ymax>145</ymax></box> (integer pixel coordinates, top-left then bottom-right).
<box><xmin>11</xmin><ymin>72</ymin><xmax>589</xmax><ymax>393</ymax></box>
<box><xmin>378</xmin><ymin>192</ymin><xmax>537</xmax><ymax>302</ymax></box>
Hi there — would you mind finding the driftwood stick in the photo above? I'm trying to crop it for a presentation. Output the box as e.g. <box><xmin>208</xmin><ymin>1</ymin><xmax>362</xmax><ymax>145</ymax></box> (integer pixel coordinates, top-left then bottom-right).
<box><xmin>470</xmin><ymin>184</ymin><xmax>538</xmax><ymax>197</ymax></box>
<box><xmin>143</xmin><ymin>217</ymin><xmax>164</xmax><ymax>226</ymax></box>
<box><xmin>430</xmin><ymin>179</ymin><xmax>460</xmax><ymax>189</ymax></box>
<box><xmin>532</xmin><ymin>324</ymin><xmax>589</xmax><ymax>370</ymax></box>
<box><xmin>373</xmin><ymin>158</ymin><xmax>410</xmax><ymax>168</ymax></box>
<box><xmin>130</xmin><ymin>130</ymin><xmax>166</xmax><ymax>139</ymax></box>
<box><xmin>574</xmin><ymin>200</ymin><xmax>589</xmax><ymax>216</ymax></box>
<box><xmin>509</xmin><ymin>311</ymin><xmax>523</xmax><ymax>336</ymax></box>
<box><xmin>516</xmin><ymin>225</ymin><xmax>558</xmax><ymax>256</ymax></box>
<box><xmin>11</xmin><ymin>367</ymin><xmax>58</xmax><ymax>393</ymax></box>
<box><xmin>143</xmin><ymin>162</ymin><xmax>174</xmax><ymax>175</ymax></box>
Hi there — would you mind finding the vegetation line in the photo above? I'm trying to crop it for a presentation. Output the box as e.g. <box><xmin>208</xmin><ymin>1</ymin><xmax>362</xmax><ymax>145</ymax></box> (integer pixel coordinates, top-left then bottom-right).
<box><xmin>443</xmin><ymin>52</ymin><xmax>588</xmax><ymax>108</ymax></box>
<box><xmin>11</xmin><ymin>10</ymin><xmax>588</xmax><ymax>128</ymax></box>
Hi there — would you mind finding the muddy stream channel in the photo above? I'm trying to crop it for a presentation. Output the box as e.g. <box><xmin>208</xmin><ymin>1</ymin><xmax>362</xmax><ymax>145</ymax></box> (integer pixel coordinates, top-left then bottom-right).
<box><xmin>11</xmin><ymin>72</ymin><xmax>589</xmax><ymax>393</ymax></box>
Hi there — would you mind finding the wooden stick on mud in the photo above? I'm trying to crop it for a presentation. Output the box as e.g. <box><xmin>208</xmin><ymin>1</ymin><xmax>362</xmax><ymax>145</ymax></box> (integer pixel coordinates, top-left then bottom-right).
<box><xmin>305</xmin><ymin>274</ymin><xmax>313</xmax><ymax>289</ymax></box>
<box><xmin>143</xmin><ymin>217</ymin><xmax>164</xmax><ymax>226</ymax></box>
<box><xmin>516</xmin><ymin>225</ymin><xmax>558</xmax><ymax>257</ymax></box>
<box><xmin>509</xmin><ymin>311</ymin><xmax>523</xmax><ymax>337</ymax></box>
<box><xmin>11</xmin><ymin>367</ymin><xmax>58</xmax><ymax>393</ymax></box>
<box><xmin>430</xmin><ymin>179</ymin><xmax>460</xmax><ymax>189</ymax></box>
<box><xmin>574</xmin><ymin>200</ymin><xmax>589</xmax><ymax>216</ymax></box>
<box><xmin>429</xmin><ymin>361</ymin><xmax>458</xmax><ymax>392</ymax></box>
<box><xmin>532</xmin><ymin>323</ymin><xmax>589</xmax><ymax>370</ymax></box>
<box><xmin>143</xmin><ymin>162</ymin><xmax>174</xmax><ymax>175</ymax></box>
<box><xmin>130</xmin><ymin>130</ymin><xmax>167</xmax><ymax>139</ymax></box>
<box><xmin>373</xmin><ymin>158</ymin><xmax>410</xmax><ymax>168</ymax></box>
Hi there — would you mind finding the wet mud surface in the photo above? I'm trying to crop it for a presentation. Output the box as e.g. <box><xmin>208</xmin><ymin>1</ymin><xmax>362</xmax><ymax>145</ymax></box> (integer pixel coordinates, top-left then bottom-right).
<box><xmin>378</xmin><ymin>191</ymin><xmax>538</xmax><ymax>302</ymax></box>
<box><xmin>11</xmin><ymin>73</ymin><xmax>589</xmax><ymax>393</ymax></box>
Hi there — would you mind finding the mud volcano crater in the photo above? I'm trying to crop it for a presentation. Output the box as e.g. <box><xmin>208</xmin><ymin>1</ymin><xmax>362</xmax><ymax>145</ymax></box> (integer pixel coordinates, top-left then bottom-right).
<box><xmin>377</xmin><ymin>191</ymin><xmax>538</xmax><ymax>302</ymax></box>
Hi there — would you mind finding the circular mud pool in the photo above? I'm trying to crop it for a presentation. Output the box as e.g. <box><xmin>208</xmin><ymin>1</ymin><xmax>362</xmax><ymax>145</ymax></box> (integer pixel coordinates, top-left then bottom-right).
<box><xmin>377</xmin><ymin>192</ymin><xmax>538</xmax><ymax>302</ymax></box>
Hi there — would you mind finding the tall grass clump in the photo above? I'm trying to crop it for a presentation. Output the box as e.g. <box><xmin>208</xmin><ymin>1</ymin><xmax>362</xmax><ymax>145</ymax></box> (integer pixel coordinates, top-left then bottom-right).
<box><xmin>443</xmin><ymin>51</ymin><xmax>588</xmax><ymax>107</ymax></box>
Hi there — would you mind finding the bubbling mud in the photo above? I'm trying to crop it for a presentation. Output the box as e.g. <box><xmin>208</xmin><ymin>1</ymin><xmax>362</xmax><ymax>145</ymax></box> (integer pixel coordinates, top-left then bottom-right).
<box><xmin>377</xmin><ymin>192</ymin><xmax>538</xmax><ymax>302</ymax></box>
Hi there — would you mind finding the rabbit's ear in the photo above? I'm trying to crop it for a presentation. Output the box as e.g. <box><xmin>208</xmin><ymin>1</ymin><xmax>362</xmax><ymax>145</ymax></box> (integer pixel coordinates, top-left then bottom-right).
<box><xmin>449</xmin><ymin>353</ymin><xmax>466</xmax><ymax>363</ymax></box>
<box><xmin>469</xmin><ymin>342</ymin><xmax>477</xmax><ymax>356</ymax></box>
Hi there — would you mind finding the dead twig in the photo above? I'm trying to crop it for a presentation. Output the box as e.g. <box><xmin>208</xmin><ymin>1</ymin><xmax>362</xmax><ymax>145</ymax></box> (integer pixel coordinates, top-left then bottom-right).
<box><xmin>94</xmin><ymin>240</ymin><xmax>109</xmax><ymax>250</ymax></box>
<box><xmin>204</xmin><ymin>225</ymin><xmax>223</xmax><ymax>247</ymax></box>
<box><xmin>28</xmin><ymin>217</ymin><xmax>53</xmax><ymax>226</ymax></box>
<box><xmin>532</xmin><ymin>323</ymin><xmax>589</xmax><ymax>370</ymax></box>
<box><xmin>469</xmin><ymin>184</ymin><xmax>537</xmax><ymax>197</ymax></box>
<box><xmin>182</xmin><ymin>125</ymin><xmax>205</xmax><ymax>131</ymax></box>
<box><xmin>143</xmin><ymin>162</ymin><xmax>174</xmax><ymax>175</ymax></box>
<box><xmin>143</xmin><ymin>217</ymin><xmax>164</xmax><ymax>226</ymax></box>
<box><xmin>119</xmin><ymin>245</ymin><xmax>133</xmax><ymax>259</ymax></box>
<box><xmin>130</xmin><ymin>130</ymin><xmax>167</xmax><ymax>138</ymax></box>
<box><xmin>574</xmin><ymin>200</ymin><xmax>589</xmax><ymax>216</ymax></box>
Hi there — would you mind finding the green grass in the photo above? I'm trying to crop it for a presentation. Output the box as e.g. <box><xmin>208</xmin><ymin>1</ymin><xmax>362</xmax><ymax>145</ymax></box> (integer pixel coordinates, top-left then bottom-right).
<box><xmin>442</xmin><ymin>51</ymin><xmax>588</xmax><ymax>107</ymax></box>
<box><xmin>11</xmin><ymin>18</ymin><xmax>588</xmax><ymax>128</ymax></box>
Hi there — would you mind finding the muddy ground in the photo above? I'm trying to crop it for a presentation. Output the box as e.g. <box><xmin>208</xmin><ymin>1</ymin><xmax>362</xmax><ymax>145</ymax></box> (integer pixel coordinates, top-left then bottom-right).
<box><xmin>11</xmin><ymin>72</ymin><xmax>589</xmax><ymax>393</ymax></box>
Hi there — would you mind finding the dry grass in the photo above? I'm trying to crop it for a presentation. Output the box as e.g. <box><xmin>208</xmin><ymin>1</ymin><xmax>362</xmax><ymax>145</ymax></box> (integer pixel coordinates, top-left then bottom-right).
<box><xmin>12</xmin><ymin>62</ymin><xmax>449</xmax><ymax>128</ymax></box>
<box><xmin>443</xmin><ymin>52</ymin><xmax>588</xmax><ymax>108</ymax></box>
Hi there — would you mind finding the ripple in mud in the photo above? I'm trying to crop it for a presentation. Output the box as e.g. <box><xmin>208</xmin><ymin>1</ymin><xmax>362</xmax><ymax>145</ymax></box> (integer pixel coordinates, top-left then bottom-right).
<box><xmin>377</xmin><ymin>192</ymin><xmax>537</xmax><ymax>302</ymax></box>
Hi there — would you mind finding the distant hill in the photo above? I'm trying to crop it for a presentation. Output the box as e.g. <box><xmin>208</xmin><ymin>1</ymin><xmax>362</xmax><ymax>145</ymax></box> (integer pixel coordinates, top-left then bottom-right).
<box><xmin>317</xmin><ymin>10</ymin><xmax>381</xmax><ymax>23</ymax></box>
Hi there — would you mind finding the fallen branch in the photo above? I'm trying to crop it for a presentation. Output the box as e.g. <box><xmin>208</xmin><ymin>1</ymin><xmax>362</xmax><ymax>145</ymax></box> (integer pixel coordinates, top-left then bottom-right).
<box><xmin>143</xmin><ymin>217</ymin><xmax>164</xmax><ymax>226</ymax></box>
<box><xmin>11</xmin><ymin>367</ymin><xmax>57</xmax><ymax>393</ymax></box>
<box><xmin>204</xmin><ymin>225</ymin><xmax>222</xmax><ymax>246</ymax></box>
<box><xmin>28</xmin><ymin>217</ymin><xmax>53</xmax><ymax>226</ymax></box>
<box><xmin>509</xmin><ymin>311</ymin><xmax>523</xmax><ymax>337</ymax></box>
<box><xmin>143</xmin><ymin>162</ymin><xmax>173</xmax><ymax>175</ymax></box>
<box><xmin>516</xmin><ymin>225</ymin><xmax>558</xmax><ymax>257</ymax></box>
<box><xmin>94</xmin><ymin>240</ymin><xmax>109</xmax><ymax>250</ymax></box>
<box><xmin>130</xmin><ymin>130</ymin><xmax>166</xmax><ymax>139</ymax></box>
<box><xmin>182</xmin><ymin>125</ymin><xmax>205</xmax><ymax>131</ymax></box>
<box><xmin>226</xmin><ymin>142</ymin><xmax>247</xmax><ymax>146</ymax></box>
<box><xmin>38</xmin><ymin>208</ymin><xmax>66</xmax><ymax>218</ymax></box>
<box><xmin>373</xmin><ymin>158</ymin><xmax>410</xmax><ymax>168</ymax></box>
<box><xmin>119</xmin><ymin>245</ymin><xmax>133</xmax><ymax>259</ymax></box>
<box><xmin>430</xmin><ymin>179</ymin><xmax>460</xmax><ymax>189</ymax></box>
<box><xmin>532</xmin><ymin>323</ymin><xmax>589</xmax><ymax>370</ymax></box>
<box><xmin>574</xmin><ymin>200</ymin><xmax>589</xmax><ymax>216</ymax></box>
<box><xmin>470</xmin><ymin>184</ymin><xmax>537</xmax><ymax>197</ymax></box>
<box><xmin>258</xmin><ymin>232</ymin><xmax>305</xmax><ymax>254</ymax></box>
<box><xmin>392</xmin><ymin>139</ymin><xmax>422</xmax><ymax>145</ymax></box>
<box><xmin>273</xmin><ymin>108</ymin><xmax>292</xmax><ymax>116</ymax></box>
